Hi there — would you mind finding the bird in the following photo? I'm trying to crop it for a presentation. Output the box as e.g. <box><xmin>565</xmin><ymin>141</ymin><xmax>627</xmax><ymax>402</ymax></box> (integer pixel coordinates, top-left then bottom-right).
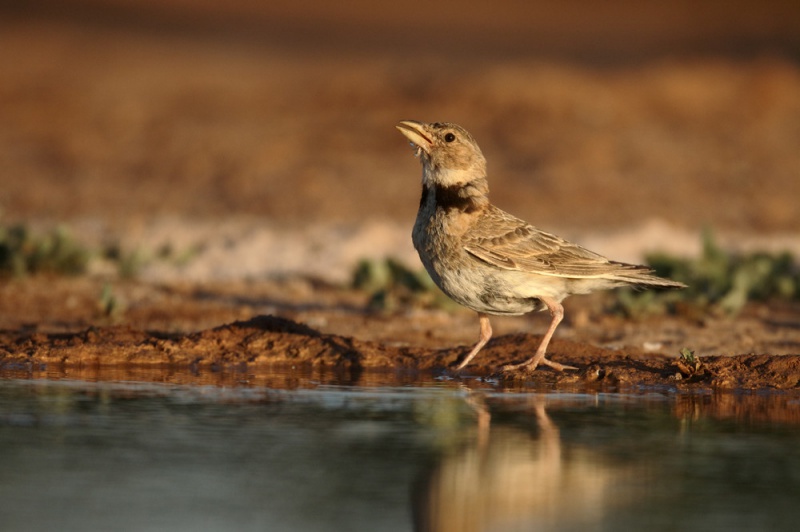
<box><xmin>396</xmin><ymin>120</ymin><xmax>686</xmax><ymax>373</ymax></box>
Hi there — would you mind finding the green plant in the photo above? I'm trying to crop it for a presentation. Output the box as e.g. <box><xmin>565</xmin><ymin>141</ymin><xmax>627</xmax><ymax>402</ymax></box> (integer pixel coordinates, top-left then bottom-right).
<box><xmin>0</xmin><ymin>222</ymin><xmax>204</xmax><ymax>280</ymax></box>
<box><xmin>0</xmin><ymin>224</ymin><xmax>90</xmax><ymax>276</ymax></box>
<box><xmin>351</xmin><ymin>257</ymin><xmax>457</xmax><ymax>311</ymax></box>
<box><xmin>615</xmin><ymin>229</ymin><xmax>799</xmax><ymax>317</ymax></box>
<box><xmin>97</xmin><ymin>281</ymin><xmax>125</xmax><ymax>318</ymax></box>
<box><xmin>675</xmin><ymin>347</ymin><xmax>707</xmax><ymax>382</ymax></box>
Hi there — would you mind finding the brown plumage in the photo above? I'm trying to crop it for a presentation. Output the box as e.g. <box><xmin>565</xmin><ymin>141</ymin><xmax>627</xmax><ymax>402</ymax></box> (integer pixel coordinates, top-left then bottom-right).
<box><xmin>396</xmin><ymin>120</ymin><xmax>686</xmax><ymax>373</ymax></box>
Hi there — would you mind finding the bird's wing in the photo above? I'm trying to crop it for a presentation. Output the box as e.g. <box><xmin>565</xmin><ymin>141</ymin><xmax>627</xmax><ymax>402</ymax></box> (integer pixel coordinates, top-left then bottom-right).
<box><xmin>463</xmin><ymin>206</ymin><xmax>648</xmax><ymax>278</ymax></box>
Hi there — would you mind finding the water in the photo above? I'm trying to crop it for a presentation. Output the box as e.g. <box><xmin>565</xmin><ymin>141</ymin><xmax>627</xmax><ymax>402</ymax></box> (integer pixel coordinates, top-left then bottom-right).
<box><xmin>1</xmin><ymin>370</ymin><xmax>799</xmax><ymax>532</ymax></box>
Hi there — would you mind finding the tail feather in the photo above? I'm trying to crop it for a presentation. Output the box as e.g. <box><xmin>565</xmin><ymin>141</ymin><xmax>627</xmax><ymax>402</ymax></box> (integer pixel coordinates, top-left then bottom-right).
<box><xmin>610</xmin><ymin>263</ymin><xmax>687</xmax><ymax>289</ymax></box>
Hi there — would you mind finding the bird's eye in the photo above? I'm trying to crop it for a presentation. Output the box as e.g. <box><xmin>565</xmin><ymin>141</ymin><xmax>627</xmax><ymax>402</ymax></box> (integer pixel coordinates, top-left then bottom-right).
<box><xmin>444</xmin><ymin>132</ymin><xmax>456</xmax><ymax>142</ymax></box>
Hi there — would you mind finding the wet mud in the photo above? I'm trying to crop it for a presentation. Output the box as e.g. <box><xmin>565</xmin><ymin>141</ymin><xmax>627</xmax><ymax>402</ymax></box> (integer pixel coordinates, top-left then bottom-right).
<box><xmin>2</xmin><ymin>314</ymin><xmax>799</xmax><ymax>392</ymax></box>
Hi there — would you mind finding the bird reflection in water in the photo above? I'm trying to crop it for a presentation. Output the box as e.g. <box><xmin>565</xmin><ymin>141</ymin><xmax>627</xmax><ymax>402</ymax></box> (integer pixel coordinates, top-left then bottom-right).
<box><xmin>412</xmin><ymin>395</ymin><xmax>634</xmax><ymax>532</ymax></box>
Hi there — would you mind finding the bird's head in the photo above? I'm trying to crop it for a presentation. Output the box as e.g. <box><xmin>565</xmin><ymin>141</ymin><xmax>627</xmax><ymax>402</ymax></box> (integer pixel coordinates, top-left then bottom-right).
<box><xmin>396</xmin><ymin>120</ymin><xmax>487</xmax><ymax>188</ymax></box>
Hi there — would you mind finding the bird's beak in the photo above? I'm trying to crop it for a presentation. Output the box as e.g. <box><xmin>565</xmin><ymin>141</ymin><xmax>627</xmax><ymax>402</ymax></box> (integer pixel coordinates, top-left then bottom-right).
<box><xmin>396</xmin><ymin>120</ymin><xmax>433</xmax><ymax>155</ymax></box>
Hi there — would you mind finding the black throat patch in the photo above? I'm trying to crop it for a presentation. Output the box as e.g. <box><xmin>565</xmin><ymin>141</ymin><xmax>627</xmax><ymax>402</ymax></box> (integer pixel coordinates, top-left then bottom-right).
<box><xmin>426</xmin><ymin>184</ymin><xmax>482</xmax><ymax>213</ymax></box>
<box><xmin>418</xmin><ymin>185</ymin><xmax>429</xmax><ymax>209</ymax></box>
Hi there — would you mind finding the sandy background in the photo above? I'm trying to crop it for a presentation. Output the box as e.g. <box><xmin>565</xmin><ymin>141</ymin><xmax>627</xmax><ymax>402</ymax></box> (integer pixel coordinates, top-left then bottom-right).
<box><xmin>1</xmin><ymin>2</ymin><xmax>800</xmax><ymax>382</ymax></box>
<box><xmin>2</xmin><ymin>1</ymin><xmax>800</xmax><ymax>283</ymax></box>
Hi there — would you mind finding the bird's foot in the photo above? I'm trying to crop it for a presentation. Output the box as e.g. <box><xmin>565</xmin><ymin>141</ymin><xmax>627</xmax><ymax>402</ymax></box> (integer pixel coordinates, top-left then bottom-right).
<box><xmin>499</xmin><ymin>356</ymin><xmax>578</xmax><ymax>374</ymax></box>
<box><xmin>540</xmin><ymin>357</ymin><xmax>579</xmax><ymax>372</ymax></box>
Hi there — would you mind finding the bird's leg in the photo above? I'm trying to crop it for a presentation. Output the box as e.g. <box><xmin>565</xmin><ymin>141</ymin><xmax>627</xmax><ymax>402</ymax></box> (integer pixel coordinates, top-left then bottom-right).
<box><xmin>502</xmin><ymin>296</ymin><xmax>577</xmax><ymax>372</ymax></box>
<box><xmin>452</xmin><ymin>312</ymin><xmax>492</xmax><ymax>371</ymax></box>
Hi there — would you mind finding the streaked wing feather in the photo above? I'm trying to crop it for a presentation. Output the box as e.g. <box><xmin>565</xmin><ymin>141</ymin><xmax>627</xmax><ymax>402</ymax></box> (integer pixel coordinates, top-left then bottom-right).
<box><xmin>464</xmin><ymin>207</ymin><xmax>648</xmax><ymax>278</ymax></box>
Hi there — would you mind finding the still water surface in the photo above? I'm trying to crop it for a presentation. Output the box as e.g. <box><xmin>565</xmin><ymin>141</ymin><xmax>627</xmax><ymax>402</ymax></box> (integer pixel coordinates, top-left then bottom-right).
<box><xmin>1</xmin><ymin>371</ymin><xmax>799</xmax><ymax>531</ymax></box>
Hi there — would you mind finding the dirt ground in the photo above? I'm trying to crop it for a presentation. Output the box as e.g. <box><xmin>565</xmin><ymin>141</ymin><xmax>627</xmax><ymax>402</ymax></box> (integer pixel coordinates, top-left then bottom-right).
<box><xmin>1</xmin><ymin>4</ymin><xmax>800</xmax><ymax>391</ymax></box>
<box><xmin>1</xmin><ymin>276</ymin><xmax>799</xmax><ymax>391</ymax></box>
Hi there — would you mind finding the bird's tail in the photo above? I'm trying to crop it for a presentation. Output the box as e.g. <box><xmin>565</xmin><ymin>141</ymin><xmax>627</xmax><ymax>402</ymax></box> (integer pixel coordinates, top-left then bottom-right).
<box><xmin>610</xmin><ymin>264</ymin><xmax>687</xmax><ymax>289</ymax></box>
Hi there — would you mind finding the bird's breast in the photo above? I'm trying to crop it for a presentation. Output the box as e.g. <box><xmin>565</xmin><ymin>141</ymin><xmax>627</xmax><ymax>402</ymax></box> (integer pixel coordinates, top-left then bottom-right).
<box><xmin>413</xmin><ymin>194</ymin><xmax>473</xmax><ymax>256</ymax></box>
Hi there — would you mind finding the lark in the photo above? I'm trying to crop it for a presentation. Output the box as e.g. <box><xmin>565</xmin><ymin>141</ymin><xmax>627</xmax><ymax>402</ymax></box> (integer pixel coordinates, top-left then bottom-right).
<box><xmin>396</xmin><ymin>120</ymin><xmax>686</xmax><ymax>373</ymax></box>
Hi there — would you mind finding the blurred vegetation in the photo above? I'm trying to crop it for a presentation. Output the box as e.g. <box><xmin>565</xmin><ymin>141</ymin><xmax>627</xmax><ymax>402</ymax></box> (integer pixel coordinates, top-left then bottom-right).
<box><xmin>0</xmin><ymin>223</ymin><xmax>90</xmax><ymax>276</ymax></box>
<box><xmin>351</xmin><ymin>257</ymin><xmax>459</xmax><ymax>311</ymax></box>
<box><xmin>4</xmin><ymin>221</ymin><xmax>798</xmax><ymax>319</ymax></box>
<box><xmin>354</xmin><ymin>231</ymin><xmax>800</xmax><ymax>316</ymax></box>
<box><xmin>0</xmin><ymin>222</ymin><xmax>205</xmax><ymax>279</ymax></box>
<box><xmin>97</xmin><ymin>281</ymin><xmax>125</xmax><ymax>319</ymax></box>
<box><xmin>102</xmin><ymin>241</ymin><xmax>150</xmax><ymax>279</ymax></box>
<box><xmin>616</xmin><ymin>230</ymin><xmax>799</xmax><ymax>317</ymax></box>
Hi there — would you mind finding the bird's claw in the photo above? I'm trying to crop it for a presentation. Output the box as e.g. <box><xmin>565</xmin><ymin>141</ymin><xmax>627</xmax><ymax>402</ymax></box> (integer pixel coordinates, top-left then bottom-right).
<box><xmin>498</xmin><ymin>357</ymin><xmax>578</xmax><ymax>375</ymax></box>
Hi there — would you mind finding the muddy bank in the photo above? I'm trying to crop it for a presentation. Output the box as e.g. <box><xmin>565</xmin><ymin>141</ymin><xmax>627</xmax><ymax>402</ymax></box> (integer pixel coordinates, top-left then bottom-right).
<box><xmin>2</xmin><ymin>9</ymin><xmax>800</xmax><ymax>396</ymax></box>
<box><xmin>2</xmin><ymin>315</ymin><xmax>799</xmax><ymax>392</ymax></box>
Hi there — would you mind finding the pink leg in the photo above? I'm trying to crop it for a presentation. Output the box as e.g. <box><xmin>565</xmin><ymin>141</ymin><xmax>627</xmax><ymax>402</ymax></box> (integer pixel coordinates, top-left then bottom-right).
<box><xmin>453</xmin><ymin>313</ymin><xmax>492</xmax><ymax>371</ymax></box>
<box><xmin>502</xmin><ymin>296</ymin><xmax>577</xmax><ymax>372</ymax></box>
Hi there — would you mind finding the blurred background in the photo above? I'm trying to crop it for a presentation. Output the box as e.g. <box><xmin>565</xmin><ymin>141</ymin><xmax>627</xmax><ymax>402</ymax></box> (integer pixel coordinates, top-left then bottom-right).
<box><xmin>2</xmin><ymin>0</ymin><xmax>799</xmax><ymax>280</ymax></box>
